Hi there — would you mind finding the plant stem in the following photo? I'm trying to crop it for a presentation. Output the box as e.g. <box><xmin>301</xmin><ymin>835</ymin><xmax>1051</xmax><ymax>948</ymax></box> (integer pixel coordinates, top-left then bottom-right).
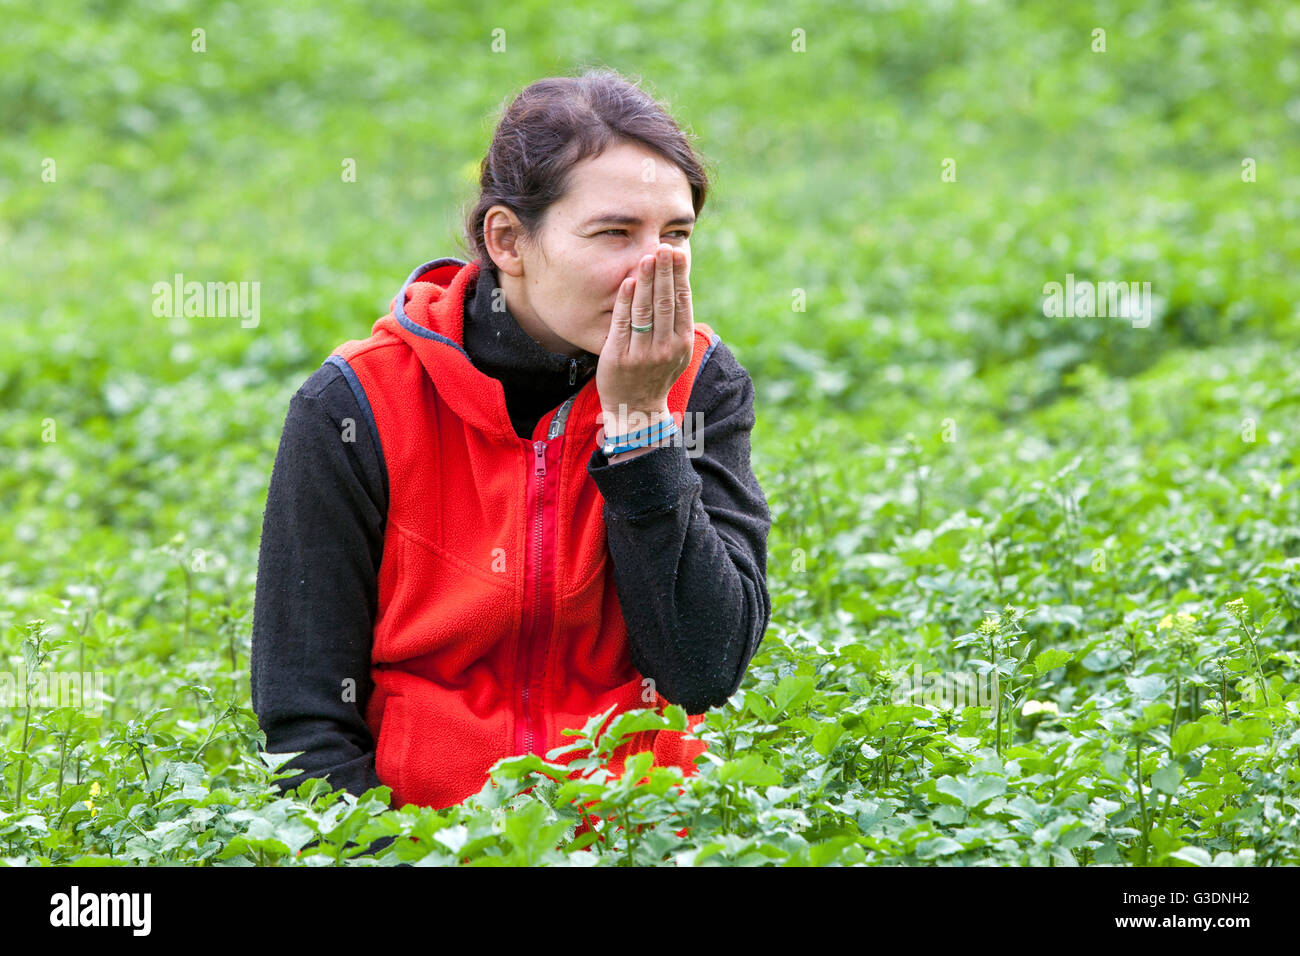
<box><xmin>15</xmin><ymin>701</ymin><xmax>32</xmax><ymax>810</ymax></box>
<box><xmin>56</xmin><ymin>730</ymin><xmax>69</xmax><ymax>807</ymax></box>
<box><xmin>1157</xmin><ymin>790</ymin><xmax>1173</xmax><ymax>832</ymax></box>
<box><xmin>988</xmin><ymin>631</ymin><xmax>1002</xmax><ymax>757</ymax></box>
<box><xmin>625</xmin><ymin>802</ymin><xmax>636</xmax><ymax>866</ymax></box>
<box><xmin>1168</xmin><ymin>673</ymin><xmax>1182</xmax><ymax>743</ymax></box>
<box><xmin>1240</xmin><ymin>621</ymin><xmax>1270</xmax><ymax>707</ymax></box>
<box><xmin>192</xmin><ymin>706</ymin><xmax>231</xmax><ymax>762</ymax></box>
<box><xmin>1134</xmin><ymin>736</ymin><xmax>1149</xmax><ymax>865</ymax></box>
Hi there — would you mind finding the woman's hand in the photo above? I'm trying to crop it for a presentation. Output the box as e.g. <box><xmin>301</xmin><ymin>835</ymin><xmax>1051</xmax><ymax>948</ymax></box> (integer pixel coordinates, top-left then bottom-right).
<box><xmin>596</xmin><ymin>242</ymin><xmax>693</xmax><ymax>451</ymax></box>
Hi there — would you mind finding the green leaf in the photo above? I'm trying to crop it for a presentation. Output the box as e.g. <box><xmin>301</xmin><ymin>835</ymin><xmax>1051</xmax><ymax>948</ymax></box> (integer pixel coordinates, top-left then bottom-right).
<box><xmin>812</xmin><ymin>721</ymin><xmax>845</xmax><ymax>757</ymax></box>
<box><xmin>935</xmin><ymin>774</ymin><xmax>1006</xmax><ymax>809</ymax></box>
<box><xmin>1171</xmin><ymin>846</ymin><xmax>1212</xmax><ymax>867</ymax></box>
<box><xmin>914</xmin><ymin>837</ymin><xmax>965</xmax><ymax>859</ymax></box>
<box><xmin>931</xmin><ymin>804</ymin><xmax>967</xmax><ymax>826</ymax></box>
<box><xmin>1125</xmin><ymin>674</ymin><xmax>1167</xmax><ymax>700</ymax></box>
<box><xmin>770</xmin><ymin>674</ymin><xmax>817</xmax><ymax>715</ymax></box>
<box><xmin>602</xmin><ymin>707</ymin><xmax>685</xmax><ymax>746</ymax></box>
<box><xmin>1171</xmin><ymin>717</ymin><xmax>1234</xmax><ymax>755</ymax></box>
<box><xmin>742</xmin><ymin>689</ymin><xmax>774</xmax><ymax>720</ymax></box>
<box><xmin>1151</xmin><ymin>762</ymin><xmax>1181</xmax><ymax>795</ymax></box>
<box><xmin>1033</xmin><ymin>648</ymin><xmax>1074</xmax><ymax>675</ymax></box>
<box><xmin>809</xmin><ymin>835</ymin><xmax>860</xmax><ymax>865</ymax></box>
<box><xmin>717</xmin><ymin>754</ymin><xmax>783</xmax><ymax>787</ymax></box>
<box><xmin>620</xmin><ymin>750</ymin><xmax>655</xmax><ymax>784</ymax></box>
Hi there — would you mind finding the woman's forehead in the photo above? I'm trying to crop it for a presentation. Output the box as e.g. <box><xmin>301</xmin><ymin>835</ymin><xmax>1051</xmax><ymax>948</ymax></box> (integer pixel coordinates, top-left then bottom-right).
<box><xmin>559</xmin><ymin>172</ymin><xmax>692</xmax><ymax>223</ymax></box>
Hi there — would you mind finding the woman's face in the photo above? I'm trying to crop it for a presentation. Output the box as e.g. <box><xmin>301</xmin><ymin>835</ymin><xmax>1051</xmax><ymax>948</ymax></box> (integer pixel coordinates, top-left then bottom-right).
<box><xmin>484</xmin><ymin>139</ymin><xmax>695</xmax><ymax>358</ymax></box>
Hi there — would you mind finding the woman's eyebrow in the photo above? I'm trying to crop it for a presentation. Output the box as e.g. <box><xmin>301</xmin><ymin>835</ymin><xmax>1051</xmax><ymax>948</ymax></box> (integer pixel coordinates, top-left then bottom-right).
<box><xmin>582</xmin><ymin>213</ymin><xmax>696</xmax><ymax>228</ymax></box>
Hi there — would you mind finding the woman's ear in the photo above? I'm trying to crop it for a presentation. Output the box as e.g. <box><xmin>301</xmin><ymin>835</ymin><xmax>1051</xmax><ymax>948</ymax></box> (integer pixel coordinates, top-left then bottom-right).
<box><xmin>483</xmin><ymin>205</ymin><xmax>526</xmax><ymax>278</ymax></box>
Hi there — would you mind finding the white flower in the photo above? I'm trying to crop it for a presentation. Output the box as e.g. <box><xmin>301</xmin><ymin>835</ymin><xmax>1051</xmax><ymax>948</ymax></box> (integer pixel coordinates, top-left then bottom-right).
<box><xmin>1021</xmin><ymin>700</ymin><xmax>1059</xmax><ymax>718</ymax></box>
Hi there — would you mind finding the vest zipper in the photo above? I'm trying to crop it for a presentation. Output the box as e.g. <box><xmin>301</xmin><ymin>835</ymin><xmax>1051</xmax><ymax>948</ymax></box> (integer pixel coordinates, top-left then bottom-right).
<box><xmin>515</xmin><ymin>441</ymin><xmax>545</xmax><ymax>756</ymax></box>
<box><xmin>514</xmin><ymin>393</ymin><xmax>575</xmax><ymax>758</ymax></box>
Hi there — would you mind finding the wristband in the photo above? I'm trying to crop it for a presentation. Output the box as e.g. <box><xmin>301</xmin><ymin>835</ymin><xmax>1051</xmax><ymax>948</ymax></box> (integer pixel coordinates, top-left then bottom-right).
<box><xmin>602</xmin><ymin>417</ymin><xmax>679</xmax><ymax>456</ymax></box>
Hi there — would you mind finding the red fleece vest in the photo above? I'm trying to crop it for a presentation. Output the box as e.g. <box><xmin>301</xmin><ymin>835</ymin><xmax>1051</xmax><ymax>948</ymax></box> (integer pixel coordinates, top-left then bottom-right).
<box><xmin>327</xmin><ymin>257</ymin><xmax>716</xmax><ymax>810</ymax></box>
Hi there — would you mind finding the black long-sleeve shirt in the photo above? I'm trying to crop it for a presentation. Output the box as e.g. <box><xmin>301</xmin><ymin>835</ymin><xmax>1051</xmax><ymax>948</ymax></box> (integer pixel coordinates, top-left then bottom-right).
<box><xmin>249</xmin><ymin>258</ymin><xmax>772</xmax><ymax>801</ymax></box>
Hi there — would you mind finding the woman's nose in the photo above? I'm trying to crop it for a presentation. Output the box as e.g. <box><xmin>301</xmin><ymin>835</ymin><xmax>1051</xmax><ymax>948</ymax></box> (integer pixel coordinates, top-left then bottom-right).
<box><xmin>635</xmin><ymin>242</ymin><xmax>669</xmax><ymax>271</ymax></box>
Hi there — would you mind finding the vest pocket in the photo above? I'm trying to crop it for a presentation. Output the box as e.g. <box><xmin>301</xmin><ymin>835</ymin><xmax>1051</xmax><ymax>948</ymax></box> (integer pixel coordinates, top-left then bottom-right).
<box><xmin>374</xmin><ymin>692</ymin><xmax>409</xmax><ymax>806</ymax></box>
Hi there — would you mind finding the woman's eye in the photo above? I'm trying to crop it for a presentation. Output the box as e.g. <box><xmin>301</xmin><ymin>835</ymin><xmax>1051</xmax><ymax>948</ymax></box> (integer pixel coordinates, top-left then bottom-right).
<box><xmin>599</xmin><ymin>230</ymin><xmax>691</xmax><ymax>239</ymax></box>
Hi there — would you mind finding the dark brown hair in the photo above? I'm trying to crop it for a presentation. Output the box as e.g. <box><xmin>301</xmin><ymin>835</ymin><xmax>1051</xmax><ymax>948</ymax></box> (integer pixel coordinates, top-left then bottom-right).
<box><xmin>461</xmin><ymin>68</ymin><xmax>712</xmax><ymax>266</ymax></box>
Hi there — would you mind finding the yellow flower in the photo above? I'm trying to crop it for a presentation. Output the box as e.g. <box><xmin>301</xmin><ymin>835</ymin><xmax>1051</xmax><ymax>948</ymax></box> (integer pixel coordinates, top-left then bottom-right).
<box><xmin>89</xmin><ymin>781</ymin><xmax>101</xmax><ymax>797</ymax></box>
<box><xmin>1021</xmin><ymin>700</ymin><xmax>1059</xmax><ymax>717</ymax></box>
<box><xmin>977</xmin><ymin>616</ymin><xmax>1000</xmax><ymax>636</ymax></box>
<box><xmin>1157</xmin><ymin>611</ymin><xmax>1199</xmax><ymax>648</ymax></box>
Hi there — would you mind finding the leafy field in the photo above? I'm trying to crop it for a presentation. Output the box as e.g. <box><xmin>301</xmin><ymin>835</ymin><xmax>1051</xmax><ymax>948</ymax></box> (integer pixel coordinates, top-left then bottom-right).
<box><xmin>3</xmin><ymin>0</ymin><xmax>1299</xmax><ymax>865</ymax></box>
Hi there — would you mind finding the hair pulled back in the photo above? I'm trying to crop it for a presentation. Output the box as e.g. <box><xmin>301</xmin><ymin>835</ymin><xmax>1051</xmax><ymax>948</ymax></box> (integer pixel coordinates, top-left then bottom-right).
<box><xmin>462</xmin><ymin>68</ymin><xmax>711</xmax><ymax>266</ymax></box>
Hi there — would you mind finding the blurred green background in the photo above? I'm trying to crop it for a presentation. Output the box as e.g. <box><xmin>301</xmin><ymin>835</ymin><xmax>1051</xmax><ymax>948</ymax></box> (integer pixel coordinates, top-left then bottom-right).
<box><xmin>2</xmin><ymin>0</ymin><xmax>1298</xmax><ymax>727</ymax></box>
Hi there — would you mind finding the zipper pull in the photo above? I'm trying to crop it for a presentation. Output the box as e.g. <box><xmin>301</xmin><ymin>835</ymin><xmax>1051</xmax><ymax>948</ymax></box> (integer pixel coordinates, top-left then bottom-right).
<box><xmin>568</xmin><ymin>358</ymin><xmax>577</xmax><ymax>386</ymax></box>
<box><xmin>534</xmin><ymin>441</ymin><xmax>546</xmax><ymax>476</ymax></box>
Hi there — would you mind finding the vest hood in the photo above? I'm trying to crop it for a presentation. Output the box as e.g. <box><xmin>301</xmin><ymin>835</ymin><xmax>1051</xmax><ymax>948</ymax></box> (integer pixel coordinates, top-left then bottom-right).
<box><xmin>373</xmin><ymin>256</ymin><xmax>611</xmax><ymax>448</ymax></box>
<box><xmin>463</xmin><ymin>256</ymin><xmax>600</xmax><ymax>396</ymax></box>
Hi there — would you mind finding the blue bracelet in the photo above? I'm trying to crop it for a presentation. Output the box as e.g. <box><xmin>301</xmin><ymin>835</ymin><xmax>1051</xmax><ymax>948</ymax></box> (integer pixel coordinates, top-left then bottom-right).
<box><xmin>603</xmin><ymin>418</ymin><xmax>677</xmax><ymax>454</ymax></box>
<box><xmin>602</xmin><ymin>418</ymin><xmax>679</xmax><ymax>456</ymax></box>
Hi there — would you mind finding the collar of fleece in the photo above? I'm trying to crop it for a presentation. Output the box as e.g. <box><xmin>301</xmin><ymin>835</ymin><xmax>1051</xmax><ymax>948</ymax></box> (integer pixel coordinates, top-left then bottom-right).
<box><xmin>462</xmin><ymin>258</ymin><xmax>600</xmax><ymax>430</ymax></box>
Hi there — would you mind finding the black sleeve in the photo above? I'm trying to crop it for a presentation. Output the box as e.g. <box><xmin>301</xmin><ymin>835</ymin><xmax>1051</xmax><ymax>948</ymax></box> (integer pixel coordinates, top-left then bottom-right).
<box><xmin>249</xmin><ymin>361</ymin><xmax>388</xmax><ymax>801</ymax></box>
<box><xmin>586</xmin><ymin>340</ymin><xmax>773</xmax><ymax>713</ymax></box>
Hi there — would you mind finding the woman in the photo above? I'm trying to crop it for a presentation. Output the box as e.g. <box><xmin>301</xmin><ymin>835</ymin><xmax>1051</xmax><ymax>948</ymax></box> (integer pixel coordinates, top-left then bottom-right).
<box><xmin>250</xmin><ymin>69</ymin><xmax>772</xmax><ymax>817</ymax></box>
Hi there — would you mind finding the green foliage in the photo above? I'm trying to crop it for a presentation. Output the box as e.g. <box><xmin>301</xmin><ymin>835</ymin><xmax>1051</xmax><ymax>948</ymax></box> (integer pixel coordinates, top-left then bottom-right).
<box><xmin>3</xmin><ymin>0</ymin><xmax>1299</xmax><ymax>865</ymax></box>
